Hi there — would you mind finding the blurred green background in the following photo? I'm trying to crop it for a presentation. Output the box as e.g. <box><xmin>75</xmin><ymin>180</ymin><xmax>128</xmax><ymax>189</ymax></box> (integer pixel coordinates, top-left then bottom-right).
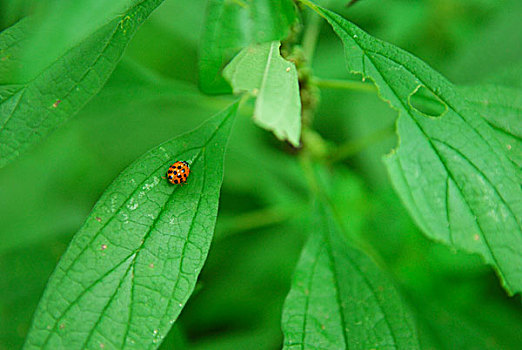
<box><xmin>1</xmin><ymin>0</ymin><xmax>521</xmax><ymax>349</ymax></box>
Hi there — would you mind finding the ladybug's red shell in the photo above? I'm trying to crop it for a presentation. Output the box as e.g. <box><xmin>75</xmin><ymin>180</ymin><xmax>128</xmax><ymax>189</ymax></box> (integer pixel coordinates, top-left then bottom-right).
<box><xmin>166</xmin><ymin>161</ymin><xmax>190</xmax><ymax>185</ymax></box>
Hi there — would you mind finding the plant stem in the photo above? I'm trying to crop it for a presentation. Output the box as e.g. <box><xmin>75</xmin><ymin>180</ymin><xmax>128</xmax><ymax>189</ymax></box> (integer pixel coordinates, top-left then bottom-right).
<box><xmin>297</xmin><ymin>0</ymin><xmax>324</xmax><ymax>16</ymax></box>
<box><xmin>215</xmin><ymin>205</ymin><xmax>302</xmax><ymax>240</ymax></box>
<box><xmin>238</xmin><ymin>92</ymin><xmax>252</xmax><ymax>107</ymax></box>
<box><xmin>301</xmin><ymin>7</ymin><xmax>323</xmax><ymax>64</ymax></box>
<box><xmin>298</xmin><ymin>152</ymin><xmax>323</xmax><ymax>198</ymax></box>
<box><xmin>298</xmin><ymin>149</ymin><xmax>389</xmax><ymax>269</ymax></box>
<box><xmin>313</xmin><ymin>77</ymin><xmax>376</xmax><ymax>93</ymax></box>
<box><xmin>329</xmin><ymin>125</ymin><xmax>395</xmax><ymax>163</ymax></box>
<box><xmin>231</xmin><ymin>0</ymin><xmax>248</xmax><ymax>8</ymax></box>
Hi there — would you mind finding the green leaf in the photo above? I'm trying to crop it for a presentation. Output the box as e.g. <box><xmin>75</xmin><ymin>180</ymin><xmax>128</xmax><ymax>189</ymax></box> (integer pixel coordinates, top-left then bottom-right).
<box><xmin>13</xmin><ymin>0</ymin><xmax>138</xmax><ymax>82</ymax></box>
<box><xmin>460</xmin><ymin>85</ymin><xmax>522</xmax><ymax>170</ymax></box>
<box><xmin>199</xmin><ymin>0</ymin><xmax>297</xmax><ymax>94</ymax></box>
<box><xmin>0</xmin><ymin>0</ymin><xmax>165</xmax><ymax>169</ymax></box>
<box><xmin>224</xmin><ymin>41</ymin><xmax>301</xmax><ymax>146</ymax></box>
<box><xmin>282</xmin><ymin>200</ymin><xmax>419</xmax><ymax>349</ymax></box>
<box><xmin>23</xmin><ymin>102</ymin><xmax>238</xmax><ymax>350</ymax></box>
<box><xmin>310</xmin><ymin>2</ymin><xmax>522</xmax><ymax>294</ymax></box>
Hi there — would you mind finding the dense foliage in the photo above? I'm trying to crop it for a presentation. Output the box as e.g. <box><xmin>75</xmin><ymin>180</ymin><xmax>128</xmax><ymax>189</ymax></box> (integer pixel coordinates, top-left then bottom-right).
<box><xmin>1</xmin><ymin>0</ymin><xmax>520</xmax><ymax>349</ymax></box>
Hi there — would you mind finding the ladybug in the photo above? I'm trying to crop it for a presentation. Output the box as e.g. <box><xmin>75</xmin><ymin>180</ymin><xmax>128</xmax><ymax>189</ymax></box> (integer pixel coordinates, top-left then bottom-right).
<box><xmin>166</xmin><ymin>161</ymin><xmax>190</xmax><ymax>185</ymax></box>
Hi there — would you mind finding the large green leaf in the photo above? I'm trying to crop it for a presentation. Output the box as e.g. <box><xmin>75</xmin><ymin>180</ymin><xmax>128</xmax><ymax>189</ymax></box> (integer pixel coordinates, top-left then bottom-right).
<box><xmin>23</xmin><ymin>103</ymin><xmax>238</xmax><ymax>350</ymax></box>
<box><xmin>224</xmin><ymin>41</ymin><xmax>301</xmax><ymax>146</ymax></box>
<box><xmin>307</xmin><ymin>1</ymin><xmax>522</xmax><ymax>294</ymax></box>
<box><xmin>461</xmin><ymin>85</ymin><xmax>522</xmax><ymax>169</ymax></box>
<box><xmin>282</xmin><ymin>199</ymin><xmax>419</xmax><ymax>349</ymax></box>
<box><xmin>198</xmin><ymin>0</ymin><xmax>297</xmax><ymax>94</ymax></box>
<box><xmin>0</xmin><ymin>0</ymin><xmax>164</xmax><ymax>169</ymax></box>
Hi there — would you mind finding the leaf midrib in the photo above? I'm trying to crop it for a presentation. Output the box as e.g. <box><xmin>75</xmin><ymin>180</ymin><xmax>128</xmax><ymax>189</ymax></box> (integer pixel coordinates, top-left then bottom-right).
<box><xmin>79</xmin><ymin>254</ymin><xmax>136</xmax><ymax>349</ymax></box>
<box><xmin>153</xmin><ymin>151</ymin><xmax>208</xmax><ymax>349</ymax></box>
<box><xmin>480</xmin><ymin>114</ymin><xmax>522</xmax><ymax>140</ymax></box>
<box><xmin>298</xmin><ymin>241</ymin><xmax>325</xmax><ymax>349</ymax></box>
<box><xmin>0</xmin><ymin>87</ymin><xmax>25</xmax><ymax>137</ymax></box>
<box><xmin>256</xmin><ymin>41</ymin><xmax>277</xmax><ymax>117</ymax></box>
<box><xmin>322</xmin><ymin>210</ymin><xmax>401</xmax><ymax>349</ymax></box>
<box><xmin>38</xmin><ymin>252</ymin><xmax>136</xmax><ymax>348</ymax></box>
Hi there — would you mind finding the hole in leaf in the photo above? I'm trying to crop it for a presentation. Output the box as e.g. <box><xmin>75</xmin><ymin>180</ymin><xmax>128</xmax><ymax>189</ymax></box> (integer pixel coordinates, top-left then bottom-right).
<box><xmin>408</xmin><ymin>85</ymin><xmax>447</xmax><ymax>117</ymax></box>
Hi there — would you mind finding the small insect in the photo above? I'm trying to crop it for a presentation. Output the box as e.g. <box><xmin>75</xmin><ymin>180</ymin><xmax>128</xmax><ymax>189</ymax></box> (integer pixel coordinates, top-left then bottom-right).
<box><xmin>166</xmin><ymin>161</ymin><xmax>190</xmax><ymax>185</ymax></box>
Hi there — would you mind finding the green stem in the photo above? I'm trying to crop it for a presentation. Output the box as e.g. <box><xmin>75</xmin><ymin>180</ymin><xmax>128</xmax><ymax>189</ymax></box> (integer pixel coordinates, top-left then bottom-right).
<box><xmin>301</xmin><ymin>7</ymin><xmax>323</xmax><ymax>64</ymax></box>
<box><xmin>238</xmin><ymin>92</ymin><xmax>252</xmax><ymax>107</ymax></box>
<box><xmin>297</xmin><ymin>0</ymin><xmax>391</xmax><ymax>272</ymax></box>
<box><xmin>298</xmin><ymin>151</ymin><xmax>324</xmax><ymax>199</ymax></box>
<box><xmin>329</xmin><ymin>125</ymin><xmax>395</xmax><ymax>163</ymax></box>
<box><xmin>297</xmin><ymin>0</ymin><xmax>324</xmax><ymax>16</ymax></box>
<box><xmin>313</xmin><ymin>77</ymin><xmax>376</xmax><ymax>93</ymax></box>
<box><xmin>231</xmin><ymin>0</ymin><xmax>248</xmax><ymax>8</ymax></box>
<box><xmin>215</xmin><ymin>205</ymin><xmax>301</xmax><ymax>240</ymax></box>
<box><xmin>299</xmin><ymin>149</ymin><xmax>389</xmax><ymax>269</ymax></box>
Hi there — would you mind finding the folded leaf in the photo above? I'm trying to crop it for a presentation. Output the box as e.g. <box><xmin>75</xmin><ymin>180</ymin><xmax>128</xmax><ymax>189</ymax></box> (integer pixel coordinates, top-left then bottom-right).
<box><xmin>224</xmin><ymin>41</ymin><xmax>301</xmax><ymax>146</ymax></box>
<box><xmin>311</xmin><ymin>2</ymin><xmax>522</xmax><ymax>294</ymax></box>
<box><xmin>23</xmin><ymin>102</ymin><xmax>237</xmax><ymax>350</ymax></box>
<box><xmin>199</xmin><ymin>0</ymin><xmax>297</xmax><ymax>94</ymax></box>
<box><xmin>0</xmin><ymin>0</ymin><xmax>165</xmax><ymax>169</ymax></box>
<box><xmin>282</xmin><ymin>200</ymin><xmax>419</xmax><ymax>349</ymax></box>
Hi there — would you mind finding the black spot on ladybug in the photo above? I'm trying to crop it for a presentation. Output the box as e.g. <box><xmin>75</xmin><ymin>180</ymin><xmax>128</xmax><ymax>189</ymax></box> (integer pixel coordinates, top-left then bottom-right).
<box><xmin>174</xmin><ymin>179</ymin><xmax>179</xmax><ymax>184</ymax></box>
<box><xmin>177</xmin><ymin>166</ymin><xmax>181</xmax><ymax>169</ymax></box>
<box><xmin>173</xmin><ymin>170</ymin><xmax>177</xmax><ymax>175</ymax></box>
<box><xmin>168</xmin><ymin>170</ymin><xmax>173</xmax><ymax>174</ymax></box>
<box><xmin>177</xmin><ymin>174</ymin><xmax>181</xmax><ymax>178</ymax></box>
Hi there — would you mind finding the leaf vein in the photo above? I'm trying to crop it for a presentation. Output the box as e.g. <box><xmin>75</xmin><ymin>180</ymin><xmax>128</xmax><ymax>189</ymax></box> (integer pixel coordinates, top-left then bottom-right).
<box><xmin>321</xmin><ymin>213</ymin><xmax>350</xmax><ymax>349</ymax></box>
<box><xmin>79</xmin><ymin>256</ymin><xmax>136</xmax><ymax>349</ymax></box>
<box><xmin>40</xmin><ymin>253</ymin><xmax>135</xmax><ymax>348</ymax></box>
